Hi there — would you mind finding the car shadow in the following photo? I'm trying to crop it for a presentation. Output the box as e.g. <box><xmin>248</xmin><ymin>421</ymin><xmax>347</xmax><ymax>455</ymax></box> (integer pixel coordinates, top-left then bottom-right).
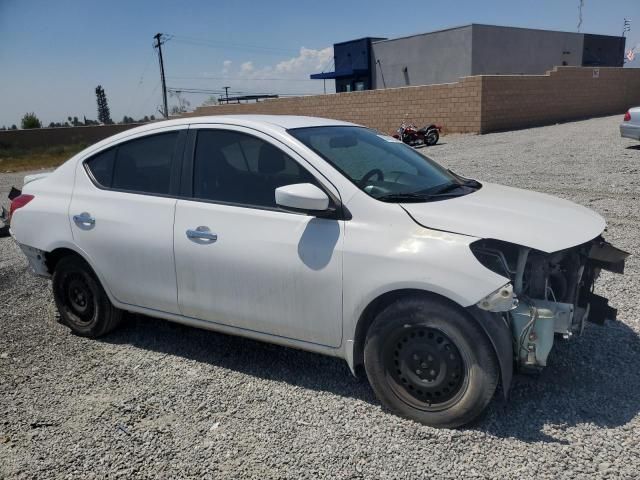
<box><xmin>625</xmin><ymin>144</ymin><xmax>640</xmax><ymax>150</ymax></box>
<box><xmin>476</xmin><ymin>319</ymin><xmax>640</xmax><ymax>442</ymax></box>
<box><xmin>414</xmin><ymin>143</ymin><xmax>447</xmax><ymax>149</ymax></box>
<box><xmin>99</xmin><ymin>314</ymin><xmax>640</xmax><ymax>442</ymax></box>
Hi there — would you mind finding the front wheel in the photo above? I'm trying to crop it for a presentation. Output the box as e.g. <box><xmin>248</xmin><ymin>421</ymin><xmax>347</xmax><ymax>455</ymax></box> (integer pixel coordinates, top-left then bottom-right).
<box><xmin>52</xmin><ymin>256</ymin><xmax>122</xmax><ymax>337</ymax></box>
<box><xmin>364</xmin><ymin>296</ymin><xmax>498</xmax><ymax>428</ymax></box>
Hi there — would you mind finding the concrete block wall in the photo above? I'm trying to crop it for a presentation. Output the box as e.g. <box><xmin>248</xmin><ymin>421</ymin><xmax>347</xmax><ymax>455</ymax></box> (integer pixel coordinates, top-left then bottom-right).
<box><xmin>0</xmin><ymin>123</ymin><xmax>143</xmax><ymax>149</ymax></box>
<box><xmin>2</xmin><ymin>67</ymin><xmax>639</xmax><ymax>151</ymax></box>
<box><xmin>480</xmin><ymin>66</ymin><xmax>640</xmax><ymax>132</ymax></box>
<box><xmin>190</xmin><ymin>76</ymin><xmax>483</xmax><ymax>135</ymax></box>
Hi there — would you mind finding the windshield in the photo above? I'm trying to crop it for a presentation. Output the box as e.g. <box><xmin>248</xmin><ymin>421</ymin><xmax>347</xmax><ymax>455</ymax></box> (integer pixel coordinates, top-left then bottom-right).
<box><xmin>288</xmin><ymin>126</ymin><xmax>477</xmax><ymax>202</ymax></box>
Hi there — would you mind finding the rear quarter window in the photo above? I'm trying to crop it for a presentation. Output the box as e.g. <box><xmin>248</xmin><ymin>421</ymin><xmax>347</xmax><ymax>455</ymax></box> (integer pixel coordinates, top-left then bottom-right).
<box><xmin>85</xmin><ymin>148</ymin><xmax>116</xmax><ymax>187</ymax></box>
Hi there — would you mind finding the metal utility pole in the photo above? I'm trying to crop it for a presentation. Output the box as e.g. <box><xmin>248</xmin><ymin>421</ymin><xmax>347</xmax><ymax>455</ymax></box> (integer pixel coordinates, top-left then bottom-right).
<box><xmin>223</xmin><ymin>86</ymin><xmax>230</xmax><ymax>104</ymax></box>
<box><xmin>376</xmin><ymin>59</ymin><xmax>387</xmax><ymax>89</ymax></box>
<box><xmin>154</xmin><ymin>33</ymin><xmax>169</xmax><ymax>118</ymax></box>
<box><xmin>577</xmin><ymin>0</ymin><xmax>584</xmax><ymax>32</ymax></box>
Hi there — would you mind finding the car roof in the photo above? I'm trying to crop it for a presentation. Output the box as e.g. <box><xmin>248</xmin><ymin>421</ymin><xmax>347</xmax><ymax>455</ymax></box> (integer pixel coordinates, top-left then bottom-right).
<box><xmin>189</xmin><ymin>114</ymin><xmax>359</xmax><ymax>129</ymax></box>
<box><xmin>123</xmin><ymin>114</ymin><xmax>360</xmax><ymax>134</ymax></box>
<box><xmin>59</xmin><ymin>115</ymin><xmax>363</xmax><ymax>172</ymax></box>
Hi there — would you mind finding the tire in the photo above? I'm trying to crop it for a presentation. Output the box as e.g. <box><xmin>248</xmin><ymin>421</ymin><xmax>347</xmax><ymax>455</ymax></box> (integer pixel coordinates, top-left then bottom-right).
<box><xmin>0</xmin><ymin>224</ymin><xmax>9</xmax><ymax>238</ymax></box>
<box><xmin>425</xmin><ymin>129</ymin><xmax>439</xmax><ymax>146</ymax></box>
<box><xmin>364</xmin><ymin>295</ymin><xmax>498</xmax><ymax>428</ymax></box>
<box><xmin>52</xmin><ymin>256</ymin><xmax>122</xmax><ymax>337</ymax></box>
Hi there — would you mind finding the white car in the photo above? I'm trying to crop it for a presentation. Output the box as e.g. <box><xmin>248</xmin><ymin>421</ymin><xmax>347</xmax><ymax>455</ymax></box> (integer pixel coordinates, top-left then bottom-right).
<box><xmin>8</xmin><ymin>115</ymin><xmax>627</xmax><ymax>428</ymax></box>
<box><xmin>620</xmin><ymin>107</ymin><xmax>640</xmax><ymax>140</ymax></box>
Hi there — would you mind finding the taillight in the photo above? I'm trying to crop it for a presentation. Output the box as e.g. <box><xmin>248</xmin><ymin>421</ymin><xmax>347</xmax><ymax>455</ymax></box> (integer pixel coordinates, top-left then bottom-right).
<box><xmin>8</xmin><ymin>194</ymin><xmax>34</xmax><ymax>221</ymax></box>
<box><xmin>624</xmin><ymin>111</ymin><xmax>631</xmax><ymax>122</ymax></box>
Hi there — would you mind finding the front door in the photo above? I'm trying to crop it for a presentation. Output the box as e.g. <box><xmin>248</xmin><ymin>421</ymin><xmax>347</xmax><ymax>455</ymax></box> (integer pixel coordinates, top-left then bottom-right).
<box><xmin>173</xmin><ymin>126</ymin><xmax>344</xmax><ymax>347</ymax></box>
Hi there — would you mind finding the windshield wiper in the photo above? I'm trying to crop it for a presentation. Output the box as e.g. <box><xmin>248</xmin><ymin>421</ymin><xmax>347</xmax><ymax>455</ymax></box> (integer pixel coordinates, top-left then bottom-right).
<box><xmin>375</xmin><ymin>193</ymin><xmax>432</xmax><ymax>203</ymax></box>
<box><xmin>430</xmin><ymin>182</ymin><xmax>466</xmax><ymax>195</ymax></box>
<box><xmin>377</xmin><ymin>183</ymin><xmax>477</xmax><ymax>203</ymax></box>
<box><xmin>446</xmin><ymin>169</ymin><xmax>481</xmax><ymax>188</ymax></box>
<box><xmin>377</xmin><ymin>191</ymin><xmax>465</xmax><ymax>203</ymax></box>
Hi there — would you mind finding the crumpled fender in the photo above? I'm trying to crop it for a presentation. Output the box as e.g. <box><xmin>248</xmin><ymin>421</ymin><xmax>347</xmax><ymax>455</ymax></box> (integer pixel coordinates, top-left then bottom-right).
<box><xmin>466</xmin><ymin>306</ymin><xmax>513</xmax><ymax>399</ymax></box>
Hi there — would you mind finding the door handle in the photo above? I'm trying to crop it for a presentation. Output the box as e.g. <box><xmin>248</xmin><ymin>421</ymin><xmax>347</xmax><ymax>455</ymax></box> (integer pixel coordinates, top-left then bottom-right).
<box><xmin>186</xmin><ymin>226</ymin><xmax>217</xmax><ymax>242</ymax></box>
<box><xmin>73</xmin><ymin>212</ymin><xmax>95</xmax><ymax>226</ymax></box>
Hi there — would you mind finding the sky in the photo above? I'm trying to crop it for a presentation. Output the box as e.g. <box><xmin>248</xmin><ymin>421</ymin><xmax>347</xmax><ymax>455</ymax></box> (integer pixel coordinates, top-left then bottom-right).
<box><xmin>1</xmin><ymin>0</ymin><xmax>639</xmax><ymax>127</ymax></box>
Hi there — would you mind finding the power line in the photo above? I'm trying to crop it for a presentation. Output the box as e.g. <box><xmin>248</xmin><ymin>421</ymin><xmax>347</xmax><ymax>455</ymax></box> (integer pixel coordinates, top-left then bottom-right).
<box><xmin>136</xmin><ymin>81</ymin><xmax>161</xmax><ymax>119</ymax></box>
<box><xmin>168</xmin><ymin>87</ymin><xmax>244</xmax><ymax>95</ymax></box>
<box><xmin>125</xmin><ymin>49</ymin><xmax>157</xmax><ymax>118</ymax></box>
<box><xmin>167</xmin><ymin>86</ymin><xmax>314</xmax><ymax>97</ymax></box>
<box><xmin>166</xmin><ymin>75</ymin><xmax>316</xmax><ymax>82</ymax></box>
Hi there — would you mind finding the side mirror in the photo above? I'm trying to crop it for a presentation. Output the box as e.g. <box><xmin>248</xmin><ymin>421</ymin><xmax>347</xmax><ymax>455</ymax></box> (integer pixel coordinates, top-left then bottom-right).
<box><xmin>275</xmin><ymin>183</ymin><xmax>330</xmax><ymax>212</ymax></box>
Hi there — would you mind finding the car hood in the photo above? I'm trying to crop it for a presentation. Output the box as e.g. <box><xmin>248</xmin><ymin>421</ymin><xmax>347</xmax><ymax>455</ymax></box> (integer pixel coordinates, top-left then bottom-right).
<box><xmin>401</xmin><ymin>182</ymin><xmax>605</xmax><ymax>253</ymax></box>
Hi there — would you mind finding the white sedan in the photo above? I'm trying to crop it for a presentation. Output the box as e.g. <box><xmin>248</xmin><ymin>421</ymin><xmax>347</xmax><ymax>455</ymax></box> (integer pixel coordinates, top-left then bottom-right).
<box><xmin>620</xmin><ymin>107</ymin><xmax>640</xmax><ymax>140</ymax></box>
<box><xmin>8</xmin><ymin>115</ymin><xmax>627</xmax><ymax>428</ymax></box>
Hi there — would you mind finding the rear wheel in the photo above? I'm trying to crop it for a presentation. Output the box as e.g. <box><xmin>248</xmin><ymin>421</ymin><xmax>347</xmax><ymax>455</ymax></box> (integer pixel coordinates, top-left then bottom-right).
<box><xmin>52</xmin><ymin>256</ymin><xmax>122</xmax><ymax>337</ymax></box>
<box><xmin>364</xmin><ymin>296</ymin><xmax>498</xmax><ymax>428</ymax></box>
<box><xmin>425</xmin><ymin>129</ymin><xmax>439</xmax><ymax>146</ymax></box>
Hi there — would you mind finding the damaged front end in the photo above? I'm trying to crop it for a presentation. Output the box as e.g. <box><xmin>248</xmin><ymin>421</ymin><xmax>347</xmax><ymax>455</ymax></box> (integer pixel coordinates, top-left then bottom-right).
<box><xmin>471</xmin><ymin>237</ymin><xmax>628</xmax><ymax>371</ymax></box>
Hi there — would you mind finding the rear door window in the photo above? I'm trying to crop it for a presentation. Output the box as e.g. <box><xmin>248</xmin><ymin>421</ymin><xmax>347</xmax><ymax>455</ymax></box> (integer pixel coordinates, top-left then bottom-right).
<box><xmin>85</xmin><ymin>132</ymin><xmax>179</xmax><ymax>195</ymax></box>
<box><xmin>112</xmin><ymin>132</ymin><xmax>178</xmax><ymax>195</ymax></box>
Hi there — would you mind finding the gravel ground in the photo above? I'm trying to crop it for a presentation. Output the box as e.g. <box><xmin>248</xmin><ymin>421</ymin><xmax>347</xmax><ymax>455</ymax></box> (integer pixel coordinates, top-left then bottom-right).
<box><xmin>1</xmin><ymin>115</ymin><xmax>639</xmax><ymax>479</ymax></box>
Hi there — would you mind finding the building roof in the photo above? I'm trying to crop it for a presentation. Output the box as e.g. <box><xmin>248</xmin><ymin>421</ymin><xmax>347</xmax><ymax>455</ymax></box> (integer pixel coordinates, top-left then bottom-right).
<box><xmin>371</xmin><ymin>23</ymin><xmax>624</xmax><ymax>45</ymax></box>
<box><xmin>333</xmin><ymin>36</ymin><xmax>387</xmax><ymax>46</ymax></box>
<box><xmin>310</xmin><ymin>68</ymin><xmax>371</xmax><ymax>80</ymax></box>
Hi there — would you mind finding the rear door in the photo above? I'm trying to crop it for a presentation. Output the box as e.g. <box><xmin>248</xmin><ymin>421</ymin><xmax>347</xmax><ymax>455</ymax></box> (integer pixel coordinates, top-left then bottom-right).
<box><xmin>173</xmin><ymin>125</ymin><xmax>344</xmax><ymax>347</ymax></box>
<box><xmin>69</xmin><ymin>126</ymin><xmax>187</xmax><ymax>314</ymax></box>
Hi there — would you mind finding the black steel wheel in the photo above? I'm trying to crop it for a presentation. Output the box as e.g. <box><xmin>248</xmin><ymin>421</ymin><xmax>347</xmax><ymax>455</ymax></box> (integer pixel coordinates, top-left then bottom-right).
<box><xmin>385</xmin><ymin>327</ymin><xmax>467</xmax><ymax>411</ymax></box>
<box><xmin>52</xmin><ymin>255</ymin><xmax>122</xmax><ymax>337</ymax></box>
<box><xmin>364</xmin><ymin>295</ymin><xmax>498</xmax><ymax>428</ymax></box>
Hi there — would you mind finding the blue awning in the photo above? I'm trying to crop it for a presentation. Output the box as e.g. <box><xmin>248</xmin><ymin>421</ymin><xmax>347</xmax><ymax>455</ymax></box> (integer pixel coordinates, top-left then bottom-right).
<box><xmin>310</xmin><ymin>68</ymin><xmax>369</xmax><ymax>80</ymax></box>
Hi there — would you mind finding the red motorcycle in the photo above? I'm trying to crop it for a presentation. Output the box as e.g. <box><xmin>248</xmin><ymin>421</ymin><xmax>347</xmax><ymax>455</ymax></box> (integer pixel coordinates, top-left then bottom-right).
<box><xmin>393</xmin><ymin>120</ymin><xmax>441</xmax><ymax>147</ymax></box>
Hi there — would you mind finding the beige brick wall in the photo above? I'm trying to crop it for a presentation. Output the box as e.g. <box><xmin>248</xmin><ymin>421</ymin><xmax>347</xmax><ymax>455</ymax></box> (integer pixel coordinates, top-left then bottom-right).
<box><xmin>190</xmin><ymin>66</ymin><xmax>640</xmax><ymax>135</ymax></box>
<box><xmin>3</xmin><ymin>67</ymin><xmax>639</xmax><ymax>152</ymax></box>
<box><xmin>480</xmin><ymin>66</ymin><xmax>640</xmax><ymax>133</ymax></box>
<box><xmin>189</xmin><ymin>76</ymin><xmax>483</xmax><ymax>135</ymax></box>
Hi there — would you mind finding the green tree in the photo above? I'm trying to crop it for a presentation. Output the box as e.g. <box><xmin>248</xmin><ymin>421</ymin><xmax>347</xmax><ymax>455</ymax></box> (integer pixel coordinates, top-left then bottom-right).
<box><xmin>10</xmin><ymin>125</ymin><xmax>17</xmax><ymax>130</ymax></box>
<box><xmin>21</xmin><ymin>112</ymin><xmax>42</xmax><ymax>129</ymax></box>
<box><xmin>95</xmin><ymin>85</ymin><xmax>113</xmax><ymax>124</ymax></box>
